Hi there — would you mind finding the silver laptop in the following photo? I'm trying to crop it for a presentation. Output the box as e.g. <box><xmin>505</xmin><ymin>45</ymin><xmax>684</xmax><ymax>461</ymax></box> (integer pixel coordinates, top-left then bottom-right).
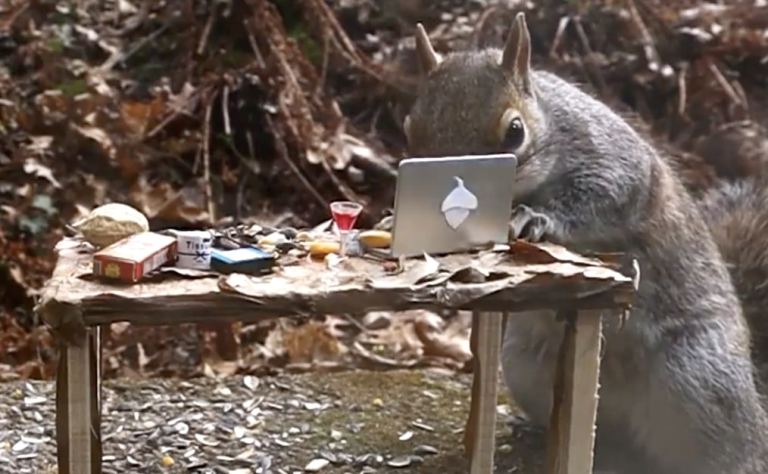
<box><xmin>390</xmin><ymin>153</ymin><xmax>518</xmax><ymax>257</ymax></box>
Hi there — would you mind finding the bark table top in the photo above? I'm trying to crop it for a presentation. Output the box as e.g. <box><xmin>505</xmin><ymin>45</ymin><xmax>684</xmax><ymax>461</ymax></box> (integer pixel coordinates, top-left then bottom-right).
<box><xmin>37</xmin><ymin>237</ymin><xmax>638</xmax><ymax>345</ymax></box>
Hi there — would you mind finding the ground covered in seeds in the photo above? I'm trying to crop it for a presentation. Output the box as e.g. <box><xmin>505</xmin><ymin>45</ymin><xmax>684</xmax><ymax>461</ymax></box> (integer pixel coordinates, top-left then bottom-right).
<box><xmin>0</xmin><ymin>369</ymin><xmax>545</xmax><ymax>474</ymax></box>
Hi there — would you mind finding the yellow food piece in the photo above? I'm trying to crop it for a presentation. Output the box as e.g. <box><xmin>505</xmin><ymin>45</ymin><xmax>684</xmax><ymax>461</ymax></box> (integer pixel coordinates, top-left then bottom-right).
<box><xmin>309</xmin><ymin>240</ymin><xmax>340</xmax><ymax>256</ymax></box>
<box><xmin>359</xmin><ymin>230</ymin><xmax>392</xmax><ymax>248</ymax></box>
<box><xmin>161</xmin><ymin>455</ymin><xmax>174</xmax><ymax>467</ymax></box>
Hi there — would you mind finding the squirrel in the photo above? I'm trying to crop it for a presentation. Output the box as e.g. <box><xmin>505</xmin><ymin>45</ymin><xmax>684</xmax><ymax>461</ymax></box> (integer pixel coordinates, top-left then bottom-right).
<box><xmin>399</xmin><ymin>12</ymin><xmax>768</xmax><ymax>474</ymax></box>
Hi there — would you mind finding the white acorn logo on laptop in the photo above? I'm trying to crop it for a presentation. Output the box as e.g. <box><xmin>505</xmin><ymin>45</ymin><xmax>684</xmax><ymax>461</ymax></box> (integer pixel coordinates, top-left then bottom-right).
<box><xmin>441</xmin><ymin>176</ymin><xmax>478</xmax><ymax>229</ymax></box>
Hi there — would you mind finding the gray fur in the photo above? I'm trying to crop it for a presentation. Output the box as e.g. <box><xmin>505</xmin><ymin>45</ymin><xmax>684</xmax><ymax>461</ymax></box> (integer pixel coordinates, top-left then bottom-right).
<box><xmin>698</xmin><ymin>177</ymin><xmax>768</xmax><ymax>377</ymax></box>
<box><xmin>405</xmin><ymin>42</ymin><xmax>768</xmax><ymax>473</ymax></box>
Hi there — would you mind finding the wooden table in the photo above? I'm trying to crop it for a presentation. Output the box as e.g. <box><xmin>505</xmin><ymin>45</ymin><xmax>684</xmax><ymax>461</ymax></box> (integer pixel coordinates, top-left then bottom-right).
<box><xmin>36</xmin><ymin>237</ymin><xmax>637</xmax><ymax>474</ymax></box>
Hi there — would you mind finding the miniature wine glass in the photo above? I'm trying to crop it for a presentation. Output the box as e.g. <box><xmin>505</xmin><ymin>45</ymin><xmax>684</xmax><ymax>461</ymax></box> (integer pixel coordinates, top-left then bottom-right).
<box><xmin>329</xmin><ymin>201</ymin><xmax>363</xmax><ymax>256</ymax></box>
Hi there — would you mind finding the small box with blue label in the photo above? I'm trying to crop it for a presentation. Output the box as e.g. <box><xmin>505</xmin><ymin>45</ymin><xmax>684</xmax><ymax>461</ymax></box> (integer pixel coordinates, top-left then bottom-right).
<box><xmin>210</xmin><ymin>247</ymin><xmax>276</xmax><ymax>275</ymax></box>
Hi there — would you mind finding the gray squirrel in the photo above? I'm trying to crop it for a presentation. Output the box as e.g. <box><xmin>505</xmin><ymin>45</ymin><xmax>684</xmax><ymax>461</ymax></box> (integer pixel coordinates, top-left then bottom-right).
<box><xmin>401</xmin><ymin>12</ymin><xmax>768</xmax><ymax>474</ymax></box>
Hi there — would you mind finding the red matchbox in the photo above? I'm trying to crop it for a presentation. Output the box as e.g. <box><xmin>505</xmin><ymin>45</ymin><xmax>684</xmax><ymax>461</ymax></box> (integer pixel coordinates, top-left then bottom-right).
<box><xmin>93</xmin><ymin>232</ymin><xmax>178</xmax><ymax>283</ymax></box>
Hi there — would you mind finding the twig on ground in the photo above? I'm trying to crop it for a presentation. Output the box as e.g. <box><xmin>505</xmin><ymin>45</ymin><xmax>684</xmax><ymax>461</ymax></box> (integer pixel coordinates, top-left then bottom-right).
<box><xmin>146</xmin><ymin>90</ymin><xmax>202</xmax><ymax>139</ymax></box>
<box><xmin>266</xmin><ymin>114</ymin><xmax>328</xmax><ymax>209</ymax></box>
<box><xmin>97</xmin><ymin>23</ymin><xmax>171</xmax><ymax>72</ymax></box>
<box><xmin>203</xmin><ymin>91</ymin><xmax>217</xmax><ymax>224</ymax></box>
<box><xmin>0</xmin><ymin>0</ymin><xmax>30</xmax><ymax>33</ymax></box>
<box><xmin>351</xmin><ymin>154</ymin><xmax>397</xmax><ymax>182</ymax></box>
<box><xmin>342</xmin><ymin>314</ymin><xmax>367</xmax><ymax>333</ymax></box>
<box><xmin>246</xmin><ymin>131</ymin><xmax>256</xmax><ymax>163</ymax></box>
<box><xmin>550</xmin><ymin>16</ymin><xmax>571</xmax><ymax>59</ymax></box>
<box><xmin>236</xmin><ymin>172</ymin><xmax>249</xmax><ymax>220</ymax></box>
<box><xmin>731</xmin><ymin>78</ymin><xmax>750</xmax><ymax>110</ymax></box>
<box><xmin>314</xmin><ymin>139</ymin><xmax>365</xmax><ymax>203</ymax></box>
<box><xmin>472</xmin><ymin>5</ymin><xmax>501</xmax><ymax>49</ymax></box>
<box><xmin>572</xmin><ymin>16</ymin><xmax>608</xmax><ymax>95</ymax></box>
<box><xmin>299</xmin><ymin>0</ymin><xmax>403</xmax><ymax>92</ymax></box>
<box><xmin>244</xmin><ymin>20</ymin><xmax>264</xmax><ymax>68</ymax></box>
<box><xmin>197</xmin><ymin>3</ymin><xmax>217</xmax><ymax>56</ymax></box>
<box><xmin>677</xmin><ymin>64</ymin><xmax>688</xmax><ymax>117</ymax></box>
<box><xmin>627</xmin><ymin>0</ymin><xmax>662</xmax><ymax>70</ymax></box>
<box><xmin>708</xmin><ymin>60</ymin><xmax>747</xmax><ymax>110</ymax></box>
<box><xmin>351</xmin><ymin>341</ymin><xmax>418</xmax><ymax>369</ymax></box>
<box><xmin>303</xmin><ymin>0</ymin><xmax>363</xmax><ymax>64</ymax></box>
<box><xmin>222</xmin><ymin>85</ymin><xmax>232</xmax><ymax>136</ymax></box>
<box><xmin>314</xmin><ymin>33</ymin><xmax>331</xmax><ymax>100</ymax></box>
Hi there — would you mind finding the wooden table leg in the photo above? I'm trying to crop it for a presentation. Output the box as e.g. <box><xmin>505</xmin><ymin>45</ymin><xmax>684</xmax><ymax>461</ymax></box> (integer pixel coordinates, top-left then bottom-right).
<box><xmin>464</xmin><ymin>311</ymin><xmax>504</xmax><ymax>474</ymax></box>
<box><xmin>56</xmin><ymin>326</ymin><xmax>102</xmax><ymax>474</ymax></box>
<box><xmin>545</xmin><ymin>310</ymin><xmax>603</xmax><ymax>474</ymax></box>
<box><xmin>93</xmin><ymin>326</ymin><xmax>102</xmax><ymax>471</ymax></box>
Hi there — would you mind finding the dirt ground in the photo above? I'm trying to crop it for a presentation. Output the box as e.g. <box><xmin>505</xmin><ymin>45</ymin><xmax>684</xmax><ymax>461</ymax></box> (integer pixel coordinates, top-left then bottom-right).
<box><xmin>0</xmin><ymin>369</ymin><xmax>547</xmax><ymax>474</ymax></box>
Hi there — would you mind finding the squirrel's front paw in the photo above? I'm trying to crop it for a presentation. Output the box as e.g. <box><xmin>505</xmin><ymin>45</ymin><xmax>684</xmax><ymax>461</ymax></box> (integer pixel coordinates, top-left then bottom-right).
<box><xmin>374</xmin><ymin>214</ymin><xmax>394</xmax><ymax>232</ymax></box>
<box><xmin>509</xmin><ymin>205</ymin><xmax>553</xmax><ymax>242</ymax></box>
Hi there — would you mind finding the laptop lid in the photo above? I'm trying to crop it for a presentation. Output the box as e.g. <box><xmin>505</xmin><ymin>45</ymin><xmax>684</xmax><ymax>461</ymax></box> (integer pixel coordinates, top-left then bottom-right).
<box><xmin>390</xmin><ymin>153</ymin><xmax>518</xmax><ymax>257</ymax></box>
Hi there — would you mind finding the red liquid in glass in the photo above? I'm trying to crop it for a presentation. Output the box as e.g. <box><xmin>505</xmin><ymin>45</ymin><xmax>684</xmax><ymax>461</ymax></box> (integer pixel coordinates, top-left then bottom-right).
<box><xmin>331</xmin><ymin>209</ymin><xmax>359</xmax><ymax>231</ymax></box>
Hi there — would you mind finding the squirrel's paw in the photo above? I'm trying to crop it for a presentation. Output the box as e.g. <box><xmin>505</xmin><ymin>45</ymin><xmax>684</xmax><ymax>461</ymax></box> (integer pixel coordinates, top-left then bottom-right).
<box><xmin>509</xmin><ymin>205</ymin><xmax>553</xmax><ymax>242</ymax></box>
<box><xmin>374</xmin><ymin>214</ymin><xmax>394</xmax><ymax>232</ymax></box>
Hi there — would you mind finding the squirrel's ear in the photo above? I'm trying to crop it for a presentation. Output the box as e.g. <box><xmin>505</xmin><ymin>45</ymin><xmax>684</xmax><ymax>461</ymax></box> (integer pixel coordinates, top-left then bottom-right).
<box><xmin>501</xmin><ymin>12</ymin><xmax>532</xmax><ymax>94</ymax></box>
<box><xmin>415</xmin><ymin>23</ymin><xmax>439</xmax><ymax>75</ymax></box>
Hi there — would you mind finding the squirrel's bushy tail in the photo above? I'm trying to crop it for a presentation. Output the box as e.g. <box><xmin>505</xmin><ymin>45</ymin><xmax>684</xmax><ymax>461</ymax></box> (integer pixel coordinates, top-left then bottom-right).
<box><xmin>697</xmin><ymin>177</ymin><xmax>768</xmax><ymax>376</ymax></box>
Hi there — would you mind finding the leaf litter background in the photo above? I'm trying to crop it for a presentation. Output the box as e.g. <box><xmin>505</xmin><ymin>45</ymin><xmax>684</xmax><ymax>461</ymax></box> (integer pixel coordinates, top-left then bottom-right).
<box><xmin>3</xmin><ymin>0</ymin><xmax>768</xmax><ymax>382</ymax></box>
<box><xmin>3</xmin><ymin>0</ymin><xmax>768</xmax><ymax>471</ymax></box>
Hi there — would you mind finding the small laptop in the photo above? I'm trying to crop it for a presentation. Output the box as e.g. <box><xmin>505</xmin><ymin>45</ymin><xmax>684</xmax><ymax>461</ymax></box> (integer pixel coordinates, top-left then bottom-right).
<box><xmin>390</xmin><ymin>153</ymin><xmax>518</xmax><ymax>257</ymax></box>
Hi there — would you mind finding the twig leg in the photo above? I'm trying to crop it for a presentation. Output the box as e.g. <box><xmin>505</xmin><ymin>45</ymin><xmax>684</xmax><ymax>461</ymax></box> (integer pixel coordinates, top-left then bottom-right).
<box><xmin>56</xmin><ymin>326</ymin><xmax>102</xmax><ymax>474</ymax></box>
<box><xmin>545</xmin><ymin>310</ymin><xmax>603</xmax><ymax>474</ymax></box>
<box><xmin>465</xmin><ymin>311</ymin><xmax>504</xmax><ymax>474</ymax></box>
<box><xmin>92</xmin><ymin>326</ymin><xmax>102</xmax><ymax>472</ymax></box>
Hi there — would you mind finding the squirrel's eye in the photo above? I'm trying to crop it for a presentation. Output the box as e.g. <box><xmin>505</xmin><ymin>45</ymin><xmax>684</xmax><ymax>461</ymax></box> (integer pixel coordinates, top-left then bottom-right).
<box><xmin>503</xmin><ymin>118</ymin><xmax>525</xmax><ymax>151</ymax></box>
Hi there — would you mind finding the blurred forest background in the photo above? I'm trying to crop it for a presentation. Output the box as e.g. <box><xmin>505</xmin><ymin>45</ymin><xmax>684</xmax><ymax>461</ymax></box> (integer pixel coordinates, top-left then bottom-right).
<box><xmin>2</xmin><ymin>0</ymin><xmax>768</xmax><ymax>382</ymax></box>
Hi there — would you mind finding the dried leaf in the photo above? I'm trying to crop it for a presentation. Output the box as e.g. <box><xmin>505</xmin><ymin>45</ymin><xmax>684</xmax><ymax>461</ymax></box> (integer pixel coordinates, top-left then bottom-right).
<box><xmin>117</xmin><ymin>0</ymin><xmax>138</xmax><ymax>13</ymax></box>
<box><xmin>414</xmin><ymin>316</ymin><xmax>471</xmax><ymax>363</ymax></box>
<box><xmin>120</xmin><ymin>98</ymin><xmax>166</xmax><ymax>138</ymax></box>
<box><xmin>281</xmin><ymin>321</ymin><xmax>346</xmax><ymax>364</ymax></box>
<box><xmin>72</xmin><ymin>125</ymin><xmax>117</xmax><ymax>160</ymax></box>
<box><xmin>130</xmin><ymin>177</ymin><xmax>209</xmax><ymax>225</ymax></box>
<box><xmin>23</xmin><ymin>158</ymin><xmax>60</xmax><ymax>188</ymax></box>
<box><xmin>369</xmin><ymin>254</ymin><xmax>441</xmax><ymax>289</ymax></box>
<box><xmin>509</xmin><ymin>240</ymin><xmax>604</xmax><ymax>266</ymax></box>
